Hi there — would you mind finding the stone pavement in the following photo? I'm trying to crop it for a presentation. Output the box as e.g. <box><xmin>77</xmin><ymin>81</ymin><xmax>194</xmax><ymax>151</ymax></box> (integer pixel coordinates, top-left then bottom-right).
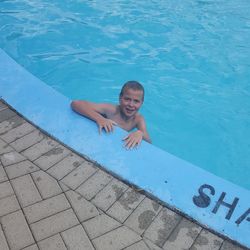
<box><xmin>0</xmin><ymin>100</ymin><xmax>248</xmax><ymax>250</ymax></box>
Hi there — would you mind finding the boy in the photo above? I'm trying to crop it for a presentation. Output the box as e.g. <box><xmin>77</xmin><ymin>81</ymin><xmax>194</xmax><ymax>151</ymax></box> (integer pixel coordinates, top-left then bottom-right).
<box><xmin>71</xmin><ymin>81</ymin><xmax>151</xmax><ymax>149</ymax></box>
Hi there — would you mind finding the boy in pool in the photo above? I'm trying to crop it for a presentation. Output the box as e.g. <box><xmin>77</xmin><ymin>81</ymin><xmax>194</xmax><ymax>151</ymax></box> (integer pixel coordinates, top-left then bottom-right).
<box><xmin>71</xmin><ymin>81</ymin><xmax>151</xmax><ymax>149</ymax></box>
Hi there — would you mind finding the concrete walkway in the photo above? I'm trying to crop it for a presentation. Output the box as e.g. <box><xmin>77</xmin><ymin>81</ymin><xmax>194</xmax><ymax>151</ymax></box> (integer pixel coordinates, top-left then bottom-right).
<box><xmin>0</xmin><ymin>100</ymin><xmax>248</xmax><ymax>250</ymax></box>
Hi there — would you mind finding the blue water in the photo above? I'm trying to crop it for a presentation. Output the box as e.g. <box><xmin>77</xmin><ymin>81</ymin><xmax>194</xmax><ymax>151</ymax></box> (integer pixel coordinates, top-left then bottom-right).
<box><xmin>1</xmin><ymin>0</ymin><xmax>250</xmax><ymax>190</ymax></box>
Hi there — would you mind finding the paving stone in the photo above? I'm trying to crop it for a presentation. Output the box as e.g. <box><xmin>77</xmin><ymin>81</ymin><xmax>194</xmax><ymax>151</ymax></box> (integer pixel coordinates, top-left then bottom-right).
<box><xmin>22</xmin><ymin>244</ymin><xmax>39</xmax><ymax>250</ymax></box>
<box><xmin>65</xmin><ymin>190</ymin><xmax>99</xmax><ymax>222</ymax></box>
<box><xmin>124</xmin><ymin>240</ymin><xmax>150</xmax><ymax>250</ymax></box>
<box><xmin>0</xmin><ymin>225</ymin><xmax>9</xmax><ymax>250</ymax></box>
<box><xmin>143</xmin><ymin>238</ymin><xmax>163</xmax><ymax>250</ymax></box>
<box><xmin>10</xmin><ymin>130</ymin><xmax>44</xmax><ymax>152</ymax></box>
<box><xmin>38</xmin><ymin>234</ymin><xmax>67</xmax><ymax>250</ymax></box>
<box><xmin>93</xmin><ymin>225</ymin><xmax>141</xmax><ymax>250</ymax></box>
<box><xmin>31</xmin><ymin>170</ymin><xmax>62</xmax><ymax>199</ymax></box>
<box><xmin>163</xmin><ymin>218</ymin><xmax>202</xmax><ymax>250</ymax></box>
<box><xmin>0</xmin><ymin>101</ymin><xmax>7</xmax><ymax>111</ymax></box>
<box><xmin>22</xmin><ymin>138</ymin><xmax>58</xmax><ymax>161</ymax></box>
<box><xmin>0</xmin><ymin>115</ymin><xmax>25</xmax><ymax>135</ymax></box>
<box><xmin>59</xmin><ymin>181</ymin><xmax>70</xmax><ymax>192</ymax></box>
<box><xmin>30</xmin><ymin>208</ymin><xmax>79</xmax><ymax>241</ymax></box>
<box><xmin>0</xmin><ymin>108</ymin><xmax>16</xmax><ymax>123</ymax></box>
<box><xmin>83</xmin><ymin>213</ymin><xmax>121</xmax><ymax>240</ymax></box>
<box><xmin>0</xmin><ymin>163</ymin><xmax>8</xmax><ymax>183</ymax></box>
<box><xmin>61</xmin><ymin>161</ymin><xmax>97</xmax><ymax>190</ymax></box>
<box><xmin>92</xmin><ymin>179</ymin><xmax>129</xmax><ymax>211</ymax></box>
<box><xmin>190</xmin><ymin>229</ymin><xmax>223</xmax><ymax>250</ymax></box>
<box><xmin>107</xmin><ymin>187</ymin><xmax>145</xmax><ymax>223</ymax></box>
<box><xmin>11</xmin><ymin>174</ymin><xmax>42</xmax><ymax>207</ymax></box>
<box><xmin>143</xmin><ymin>207</ymin><xmax>182</xmax><ymax>247</ymax></box>
<box><xmin>220</xmin><ymin>241</ymin><xmax>246</xmax><ymax>250</ymax></box>
<box><xmin>1</xmin><ymin>210</ymin><xmax>35</xmax><ymax>250</ymax></box>
<box><xmin>46</xmin><ymin>153</ymin><xmax>84</xmax><ymax>180</ymax></box>
<box><xmin>61</xmin><ymin>224</ymin><xmax>95</xmax><ymax>250</ymax></box>
<box><xmin>0</xmin><ymin>195</ymin><xmax>20</xmax><ymax>217</ymax></box>
<box><xmin>34</xmin><ymin>145</ymin><xmax>70</xmax><ymax>170</ymax></box>
<box><xmin>1</xmin><ymin>122</ymin><xmax>35</xmax><ymax>143</ymax></box>
<box><xmin>0</xmin><ymin>151</ymin><xmax>26</xmax><ymax>167</ymax></box>
<box><xmin>24</xmin><ymin>193</ymin><xmax>70</xmax><ymax>224</ymax></box>
<box><xmin>0</xmin><ymin>181</ymin><xmax>14</xmax><ymax>199</ymax></box>
<box><xmin>0</xmin><ymin>138</ymin><xmax>12</xmax><ymax>155</ymax></box>
<box><xmin>124</xmin><ymin>197</ymin><xmax>162</xmax><ymax>235</ymax></box>
<box><xmin>5</xmin><ymin>160</ymin><xmax>39</xmax><ymax>179</ymax></box>
<box><xmin>76</xmin><ymin>170</ymin><xmax>113</xmax><ymax>200</ymax></box>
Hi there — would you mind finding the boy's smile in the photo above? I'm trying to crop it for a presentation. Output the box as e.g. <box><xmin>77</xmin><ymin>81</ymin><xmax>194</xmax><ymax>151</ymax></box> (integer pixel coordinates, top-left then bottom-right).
<box><xmin>119</xmin><ymin>88</ymin><xmax>143</xmax><ymax>119</ymax></box>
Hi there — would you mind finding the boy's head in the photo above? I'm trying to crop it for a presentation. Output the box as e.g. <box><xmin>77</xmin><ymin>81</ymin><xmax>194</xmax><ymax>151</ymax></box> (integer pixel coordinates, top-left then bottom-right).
<box><xmin>119</xmin><ymin>81</ymin><xmax>144</xmax><ymax>118</ymax></box>
<box><xmin>119</xmin><ymin>81</ymin><xmax>144</xmax><ymax>102</ymax></box>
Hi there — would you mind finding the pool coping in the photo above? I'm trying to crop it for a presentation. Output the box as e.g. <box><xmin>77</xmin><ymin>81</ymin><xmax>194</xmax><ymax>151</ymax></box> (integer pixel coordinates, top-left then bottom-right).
<box><xmin>0</xmin><ymin>49</ymin><xmax>249</xmax><ymax>248</ymax></box>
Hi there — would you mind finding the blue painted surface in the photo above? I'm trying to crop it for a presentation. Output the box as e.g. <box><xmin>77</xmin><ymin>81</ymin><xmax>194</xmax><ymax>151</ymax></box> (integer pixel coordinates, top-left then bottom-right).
<box><xmin>0</xmin><ymin>49</ymin><xmax>249</xmax><ymax>248</ymax></box>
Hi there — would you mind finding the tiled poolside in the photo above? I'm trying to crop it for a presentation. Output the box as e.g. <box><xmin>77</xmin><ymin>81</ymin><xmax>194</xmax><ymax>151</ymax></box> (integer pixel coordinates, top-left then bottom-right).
<box><xmin>0</xmin><ymin>100</ymin><xmax>248</xmax><ymax>250</ymax></box>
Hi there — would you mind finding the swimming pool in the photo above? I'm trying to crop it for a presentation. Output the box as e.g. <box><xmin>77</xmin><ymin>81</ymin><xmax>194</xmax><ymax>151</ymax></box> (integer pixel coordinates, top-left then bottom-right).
<box><xmin>0</xmin><ymin>0</ymin><xmax>250</xmax><ymax>190</ymax></box>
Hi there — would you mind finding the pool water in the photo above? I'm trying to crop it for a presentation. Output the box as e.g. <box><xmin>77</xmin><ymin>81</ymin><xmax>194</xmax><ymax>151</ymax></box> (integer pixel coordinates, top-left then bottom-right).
<box><xmin>1</xmin><ymin>0</ymin><xmax>250</xmax><ymax>190</ymax></box>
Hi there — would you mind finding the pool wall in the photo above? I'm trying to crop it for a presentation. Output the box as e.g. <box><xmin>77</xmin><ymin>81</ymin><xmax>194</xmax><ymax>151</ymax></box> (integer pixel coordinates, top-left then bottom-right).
<box><xmin>0</xmin><ymin>49</ymin><xmax>249</xmax><ymax>248</ymax></box>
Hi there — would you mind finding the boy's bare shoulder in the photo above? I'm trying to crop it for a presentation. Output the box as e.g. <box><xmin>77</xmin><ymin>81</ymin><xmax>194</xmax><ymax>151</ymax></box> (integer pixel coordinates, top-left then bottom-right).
<box><xmin>97</xmin><ymin>103</ymin><xmax>117</xmax><ymax>115</ymax></box>
<box><xmin>135</xmin><ymin>112</ymin><xmax>145</xmax><ymax>124</ymax></box>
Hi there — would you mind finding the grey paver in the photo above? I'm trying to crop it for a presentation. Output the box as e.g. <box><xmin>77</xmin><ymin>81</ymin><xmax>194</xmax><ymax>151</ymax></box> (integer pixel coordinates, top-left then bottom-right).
<box><xmin>0</xmin><ymin>181</ymin><xmax>14</xmax><ymax>199</ymax></box>
<box><xmin>31</xmin><ymin>170</ymin><xmax>62</xmax><ymax>199</ymax></box>
<box><xmin>124</xmin><ymin>240</ymin><xmax>150</xmax><ymax>250</ymax></box>
<box><xmin>0</xmin><ymin>195</ymin><xmax>20</xmax><ymax>217</ymax></box>
<box><xmin>220</xmin><ymin>241</ymin><xmax>246</xmax><ymax>250</ymax></box>
<box><xmin>61</xmin><ymin>161</ymin><xmax>97</xmax><ymax>190</ymax></box>
<box><xmin>0</xmin><ymin>163</ymin><xmax>8</xmax><ymax>183</ymax></box>
<box><xmin>76</xmin><ymin>170</ymin><xmax>113</xmax><ymax>200</ymax></box>
<box><xmin>11</xmin><ymin>174</ymin><xmax>42</xmax><ymax>207</ymax></box>
<box><xmin>38</xmin><ymin>234</ymin><xmax>67</xmax><ymax>250</ymax></box>
<box><xmin>34</xmin><ymin>145</ymin><xmax>70</xmax><ymax>170</ymax></box>
<box><xmin>190</xmin><ymin>229</ymin><xmax>223</xmax><ymax>250</ymax></box>
<box><xmin>0</xmin><ymin>151</ymin><xmax>26</xmax><ymax>167</ymax></box>
<box><xmin>0</xmin><ymin>225</ymin><xmax>9</xmax><ymax>250</ymax></box>
<box><xmin>4</xmin><ymin>160</ymin><xmax>39</xmax><ymax>179</ymax></box>
<box><xmin>143</xmin><ymin>239</ymin><xmax>163</xmax><ymax>250</ymax></box>
<box><xmin>0</xmin><ymin>115</ymin><xmax>25</xmax><ymax>135</ymax></box>
<box><xmin>46</xmin><ymin>153</ymin><xmax>84</xmax><ymax>180</ymax></box>
<box><xmin>1</xmin><ymin>122</ymin><xmax>35</xmax><ymax>143</ymax></box>
<box><xmin>23</xmin><ymin>193</ymin><xmax>70</xmax><ymax>224</ymax></box>
<box><xmin>10</xmin><ymin>130</ymin><xmax>44</xmax><ymax>152</ymax></box>
<box><xmin>0</xmin><ymin>138</ymin><xmax>12</xmax><ymax>155</ymax></box>
<box><xmin>0</xmin><ymin>108</ymin><xmax>16</xmax><ymax>123</ymax></box>
<box><xmin>30</xmin><ymin>208</ymin><xmax>79</xmax><ymax>241</ymax></box>
<box><xmin>163</xmin><ymin>218</ymin><xmax>202</xmax><ymax>250</ymax></box>
<box><xmin>124</xmin><ymin>197</ymin><xmax>162</xmax><ymax>235</ymax></box>
<box><xmin>61</xmin><ymin>224</ymin><xmax>95</xmax><ymax>250</ymax></box>
<box><xmin>92</xmin><ymin>179</ymin><xmax>129</xmax><ymax>211</ymax></box>
<box><xmin>1</xmin><ymin>210</ymin><xmax>35</xmax><ymax>250</ymax></box>
<box><xmin>22</xmin><ymin>244</ymin><xmax>39</xmax><ymax>250</ymax></box>
<box><xmin>21</xmin><ymin>138</ymin><xmax>58</xmax><ymax>161</ymax></box>
<box><xmin>93</xmin><ymin>225</ymin><xmax>141</xmax><ymax>250</ymax></box>
<box><xmin>83</xmin><ymin>213</ymin><xmax>121</xmax><ymax>240</ymax></box>
<box><xmin>59</xmin><ymin>181</ymin><xmax>70</xmax><ymax>192</ymax></box>
<box><xmin>144</xmin><ymin>207</ymin><xmax>182</xmax><ymax>247</ymax></box>
<box><xmin>107</xmin><ymin>187</ymin><xmax>145</xmax><ymax>223</ymax></box>
<box><xmin>0</xmin><ymin>101</ymin><xmax>7</xmax><ymax>111</ymax></box>
<box><xmin>65</xmin><ymin>190</ymin><xmax>99</xmax><ymax>222</ymax></box>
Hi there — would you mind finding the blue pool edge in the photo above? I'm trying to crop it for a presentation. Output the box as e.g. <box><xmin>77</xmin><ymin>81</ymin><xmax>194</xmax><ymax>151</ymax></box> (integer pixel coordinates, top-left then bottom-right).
<box><xmin>0</xmin><ymin>49</ymin><xmax>249</xmax><ymax>248</ymax></box>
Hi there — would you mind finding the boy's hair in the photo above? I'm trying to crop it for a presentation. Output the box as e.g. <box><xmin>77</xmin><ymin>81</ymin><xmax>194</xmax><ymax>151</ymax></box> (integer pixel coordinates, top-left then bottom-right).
<box><xmin>119</xmin><ymin>81</ymin><xmax>144</xmax><ymax>101</ymax></box>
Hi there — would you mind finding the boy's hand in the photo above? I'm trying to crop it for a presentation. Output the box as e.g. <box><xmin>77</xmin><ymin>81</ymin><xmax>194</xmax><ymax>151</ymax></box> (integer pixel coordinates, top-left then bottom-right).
<box><xmin>97</xmin><ymin>117</ymin><xmax>117</xmax><ymax>134</ymax></box>
<box><xmin>123</xmin><ymin>130</ymin><xmax>143</xmax><ymax>149</ymax></box>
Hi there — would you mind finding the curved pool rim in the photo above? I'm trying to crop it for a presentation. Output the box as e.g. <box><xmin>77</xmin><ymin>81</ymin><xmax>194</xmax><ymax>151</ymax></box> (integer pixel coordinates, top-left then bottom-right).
<box><xmin>0</xmin><ymin>49</ymin><xmax>249</xmax><ymax>248</ymax></box>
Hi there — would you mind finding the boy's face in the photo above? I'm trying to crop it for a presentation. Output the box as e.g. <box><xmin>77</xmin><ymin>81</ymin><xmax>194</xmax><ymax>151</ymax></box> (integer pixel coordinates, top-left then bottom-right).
<box><xmin>119</xmin><ymin>88</ymin><xmax>144</xmax><ymax>118</ymax></box>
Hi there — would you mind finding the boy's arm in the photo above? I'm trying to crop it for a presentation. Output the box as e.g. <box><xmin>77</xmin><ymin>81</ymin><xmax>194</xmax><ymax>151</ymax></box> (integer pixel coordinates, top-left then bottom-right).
<box><xmin>71</xmin><ymin>100</ymin><xmax>117</xmax><ymax>133</ymax></box>
<box><xmin>123</xmin><ymin>115</ymin><xmax>151</xmax><ymax>149</ymax></box>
